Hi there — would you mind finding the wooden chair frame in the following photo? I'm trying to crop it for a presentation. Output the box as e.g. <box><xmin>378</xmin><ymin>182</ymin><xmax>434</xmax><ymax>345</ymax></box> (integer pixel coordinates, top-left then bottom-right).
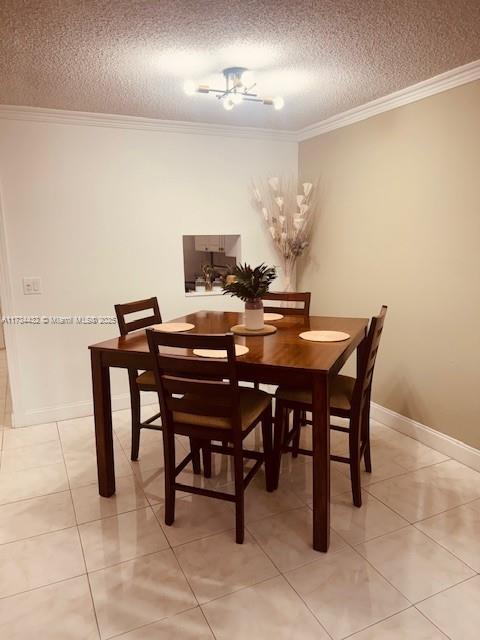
<box><xmin>275</xmin><ymin>306</ymin><xmax>387</xmax><ymax>507</ymax></box>
<box><xmin>114</xmin><ymin>297</ymin><xmax>165</xmax><ymax>461</ymax></box>
<box><xmin>262</xmin><ymin>291</ymin><xmax>311</xmax><ymax>317</ymax></box>
<box><xmin>146</xmin><ymin>329</ymin><xmax>275</xmax><ymax>544</ymax></box>
<box><xmin>251</xmin><ymin>291</ymin><xmax>311</xmax><ymax>394</ymax></box>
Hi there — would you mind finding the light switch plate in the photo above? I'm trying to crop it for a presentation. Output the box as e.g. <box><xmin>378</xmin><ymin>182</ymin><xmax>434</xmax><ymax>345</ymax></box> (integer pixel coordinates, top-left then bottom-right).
<box><xmin>23</xmin><ymin>277</ymin><xmax>42</xmax><ymax>295</ymax></box>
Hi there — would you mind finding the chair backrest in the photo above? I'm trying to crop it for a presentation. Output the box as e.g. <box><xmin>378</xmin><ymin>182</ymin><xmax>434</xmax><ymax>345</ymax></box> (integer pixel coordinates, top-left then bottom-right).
<box><xmin>146</xmin><ymin>330</ymin><xmax>243</xmax><ymax>434</ymax></box>
<box><xmin>115</xmin><ymin>297</ymin><xmax>162</xmax><ymax>335</ymax></box>
<box><xmin>262</xmin><ymin>292</ymin><xmax>311</xmax><ymax>317</ymax></box>
<box><xmin>352</xmin><ymin>305</ymin><xmax>388</xmax><ymax>428</ymax></box>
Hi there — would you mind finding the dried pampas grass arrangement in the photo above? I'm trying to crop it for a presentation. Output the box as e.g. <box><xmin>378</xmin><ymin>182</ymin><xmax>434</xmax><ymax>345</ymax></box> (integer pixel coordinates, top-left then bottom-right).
<box><xmin>252</xmin><ymin>176</ymin><xmax>317</xmax><ymax>290</ymax></box>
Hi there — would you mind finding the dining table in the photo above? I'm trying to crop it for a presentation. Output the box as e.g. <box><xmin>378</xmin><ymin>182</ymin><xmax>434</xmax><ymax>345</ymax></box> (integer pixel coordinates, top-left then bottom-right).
<box><xmin>89</xmin><ymin>309</ymin><xmax>368</xmax><ymax>552</ymax></box>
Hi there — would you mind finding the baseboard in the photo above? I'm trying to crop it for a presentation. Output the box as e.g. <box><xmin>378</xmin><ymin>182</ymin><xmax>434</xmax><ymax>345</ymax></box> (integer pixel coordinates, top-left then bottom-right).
<box><xmin>10</xmin><ymin>394</ymin><xmax>480</xmax><ymax>474</ymax></box>
<box><xmin>371</xmin><ymin>402</ymin><xmax>480</xmax><ymax>472</ymax></box>
<box><xmin>11</xmin><ymin>394</ymin><xmax>156</xmax><ymax>428</ymax></box>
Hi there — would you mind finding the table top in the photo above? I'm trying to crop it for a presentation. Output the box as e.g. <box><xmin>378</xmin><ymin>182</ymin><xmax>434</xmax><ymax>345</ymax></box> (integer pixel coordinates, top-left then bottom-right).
<box><xmin>90</xmin><ymin>310</ymin><xmax>368</xmax><ymax>375</ymax></box>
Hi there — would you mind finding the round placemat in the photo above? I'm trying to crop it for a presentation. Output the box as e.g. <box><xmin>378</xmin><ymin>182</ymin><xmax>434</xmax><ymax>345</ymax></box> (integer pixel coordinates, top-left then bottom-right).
<box><xmin>231</xmin><ymin>324</ymin><xmax>277</xmax><ymax>336</ymax></box>
<box><xmin>299</xmin><ymin>330</ymin><xmax>350</xmax><ymax>342</ymax></box>
<box><xmin>263</xmin><ymin>313</ymin><xmax>284</xmax><ymax>321</ymax></box>
<box><xmin>151</xmin><ymin>322</ymin><xmax>194</xmax><ymax>333</ymax></box>
<box><xmin>193</xmin><ymin>345</ymin><xmax>249</xmax><ymax>359</ymax></box>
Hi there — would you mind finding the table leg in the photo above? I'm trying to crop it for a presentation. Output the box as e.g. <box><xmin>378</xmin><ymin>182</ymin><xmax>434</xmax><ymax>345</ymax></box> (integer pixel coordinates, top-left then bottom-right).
<box><xmin>91</xmin><ymin>349</ymin><xmax>115</xmax><ymax>497</ymax></box>
<box><xmin>311</xmin><ymin>373</ymin><xmax>330</xmax><ymax>551</ymax></box>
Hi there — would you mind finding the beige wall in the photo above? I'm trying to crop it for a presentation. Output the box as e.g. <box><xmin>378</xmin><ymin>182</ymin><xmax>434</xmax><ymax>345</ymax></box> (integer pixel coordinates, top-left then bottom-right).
<box><xmin>299</xmin><ymin>80</ymin><xmax>480</xmax><ymax>449</ymax></box>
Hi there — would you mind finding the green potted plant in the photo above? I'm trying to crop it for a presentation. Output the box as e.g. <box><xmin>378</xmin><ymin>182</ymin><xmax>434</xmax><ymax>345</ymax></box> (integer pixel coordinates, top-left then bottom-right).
<box><xmin>223</xmin><ymin>263</ymin><xmax>277</xmax><ymax>330</ymax></box>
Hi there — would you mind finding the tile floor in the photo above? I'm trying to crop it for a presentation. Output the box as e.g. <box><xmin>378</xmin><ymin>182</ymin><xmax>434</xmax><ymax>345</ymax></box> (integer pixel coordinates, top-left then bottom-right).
<box><xmin>0</xmin><ymin>405</ymin><xmax>479</xmax><ymax>638</ymax></box>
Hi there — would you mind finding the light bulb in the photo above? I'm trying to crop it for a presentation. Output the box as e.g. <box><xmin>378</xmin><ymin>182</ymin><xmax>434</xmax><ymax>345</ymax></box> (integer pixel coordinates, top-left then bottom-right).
<box><xmin>273</xmin><ymin>96</ymin><xmax>285</xmax><ymax>110</ymax></box>
<box><xmin>183</xmin><ymin>80</ymin><xmax>197</xmax><ymax>96</ymax></box>
<box><xmin>223</xmin><ymin>97</ymin><xmax>235</xmax><ymax>111</ymax></box>
<box><xmin>231</xmin><ymin>92</ymin><xmax>243</xmax><ymax>105</ymax></box>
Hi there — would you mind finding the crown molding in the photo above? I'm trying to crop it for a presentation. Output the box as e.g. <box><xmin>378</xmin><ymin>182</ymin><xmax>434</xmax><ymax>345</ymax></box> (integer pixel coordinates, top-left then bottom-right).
<box><xmin>0</xmin><ymin>105</ymin><xmax>297</xmax><ymax>143</ymax></box>
<box><xmin>1</xmin><ymin>59</ymin><xmax>479</xmax><ymax>143</ymax></box>
<box><xmin>297</xmin><ymin>58</ymin><xmax>480</xmax><ymax>141</ymax></box>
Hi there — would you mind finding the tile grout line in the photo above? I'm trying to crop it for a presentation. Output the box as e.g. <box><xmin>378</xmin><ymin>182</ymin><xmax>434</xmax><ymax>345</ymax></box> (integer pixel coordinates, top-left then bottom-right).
<box><xmin>56</xmin><ymin>419</ymin><xmax>101</xmax><ymax>638</ymax></box>
<box><xmin>347</xmin><ymin>532</ymin><xmax>480</xmax><ymax>631</ymax></box>
<box><xmin>198</xmin><ymin>605</ymin><xmax>218</xmax><ymax>640</ymax></box>
<box><xmin>244</xmin><ymin>511</ymin><xmax>347</xmax><ymax>640</ymax></box>
<box><xmin>363</xmin><ymin>457</ymin><xmax>458</xmax><ymax>489</ymax></box>
<box><xmin>56</xmin><ymin>419</ymin><xmax>101</xmax><ymax>639</ymax></box>
<box><xmin>97</xmin><ymin>425</ymin><xmax>211</xmax><ymax>636</ymax></box>
<box><xmin>0</xmin><ymin>570</ymin><xmax>88</xmax><ymax>602</ymax></box>
<box><xmin>412</xmin><ymin>572</ymin><xmax>480</xmax><ymax>608</ymax></box>
<box><xmin>350</xmin><ymin>489</ymin><xmax>480</xmax><ymax>595</ymax></box>
<box><xmin>340</xmin><ymin>606</ymin><xmax>416</xmax><ymax>639</ymax></box>
<box><xmin>412</xmin><ymin>606</ymin><xmax>454</xmax><ymax>640</ymax></box>
<box><xmin>73</xmin><ymin>527</ymin><xmax>102</xmax><ymax>639</ymax></box>
<box><xmin>363</xmin><ymin>482</ymin><xmax>480</xmax><ymax>525</ymax></box>
<box><xmin>83</xmin><ymin>438</ymin><xmax>218</xmax><ymax>640</ymax></box>
<box><xmin>283</xmin><ymin>540</ymin><xmax>412</xmax><ymax>638</ymax></box>
<box><xmin>105</xmin><ymin>604</ymin><xmax>202</xmax><ymax>640</ymax></box>
<box><xmin>412</xmin><ymin>508</ymin><xmax>480</xmax><ymax>573</ymax></box>
<box><xmin>84</xmin><ymin>548</ymin><xmax>198</xmax><ymax>638</ymax></box>
<box><xmin>339</xmin><ymin>605</ymin><xmax>452</xmax><ymax>640</ymax></box>
<box><xmin>352</xmin><ymin>529</ymin><xmax>476</xmax><ymax>595</ymax></box>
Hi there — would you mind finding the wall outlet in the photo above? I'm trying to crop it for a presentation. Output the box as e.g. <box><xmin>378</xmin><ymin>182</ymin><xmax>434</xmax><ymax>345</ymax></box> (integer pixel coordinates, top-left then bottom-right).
<box><xmin>23</xmin><ymin>277</ymin><xmax>42</xmax><ymax>295</ymax></box>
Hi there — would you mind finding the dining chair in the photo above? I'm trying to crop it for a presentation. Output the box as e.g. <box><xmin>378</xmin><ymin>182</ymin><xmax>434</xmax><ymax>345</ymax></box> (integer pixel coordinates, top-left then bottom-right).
<box><xmin>146</xmin><ymin>329</ymin><xmax>275</xmax><ymax>544</ymax></box>
<box><xmin>262</xmin><ymin>291</ymin><xmax>311</xmax><ymax>317</ymax></box>
<box><xmin>250</xmin><ymin>291</ymin><xmax>311</xmax><ymax>394</ymax></box>
<box><xmin>114</xmin><ymin>297</ymin><xmax>164</xmax><ymax>461</ymax></box>
<box><xmin>273</xmin><ymin>305</ymin><xmax>387</xmax><ymax>507</ymax></box>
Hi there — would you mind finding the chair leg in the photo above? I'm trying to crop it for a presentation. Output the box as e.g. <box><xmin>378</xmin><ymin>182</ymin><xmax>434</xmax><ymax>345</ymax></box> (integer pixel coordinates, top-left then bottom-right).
<box><xmin>281</xmin><ymin>407</ymin><xmax>292</xmax><ymax>447</ymax></box>
<box><xmin>128</xmin><ymin>370</ymin><xmax>141</xmax><ymax>461</ymax></box>
<box><xmin>291</xmin><ymin>409</ymin><xmax>301</xmax><ymax>458</ymax></box>
<box><xmin>233</xmin><ymin>445</ymin><xmax>245</xmax><ymax>544</ymax></box>
<box><xmin>350</xmin><ymin>454</ymin><xmax>362</xmax><ymax>507</ymax></box>
<box><xmin>363</xmin><ymin>394</ymin><xmax>372</xmax><ymax>473</ymax></box>
<box><xmin>349</xmin><ymin>423</ymin><xmax>362</xmax><ymax>507</ymax></box>
<box><xmin>364</xmin><ymin>438</ymin><xmax>372</xmax><ymax>473</ymax></box>
<box><xmin>202</xmin><ymin>441</ymin><xmax>212</xmax><ymax>478</ymax></box>
<box><xmin>163</xmin><ymin>428</ymin><xmax>176</xmax><ymax>525</ymax></box>
<box><xmin>272</xmin><ymin>400</ymin><xmax>286</xmax><ymax>490</ymax></box>
<box><xmin>190</xmin><ymin>437</ymin><xmax>201</xmax><ymax>474</ymax></box>
<box><xmin>261</xmin><ymin>410</ymin><xmax>275</xmax><ymax>492</ymax></box>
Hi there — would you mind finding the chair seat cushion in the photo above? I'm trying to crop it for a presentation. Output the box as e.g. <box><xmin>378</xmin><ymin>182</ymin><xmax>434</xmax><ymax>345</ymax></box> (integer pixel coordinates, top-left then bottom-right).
<box><xmin>275</xmin><ymin>375</ymin><xmax>355</xmax><ymax>412</ymax></box>
<box><xmin>136</xmin><ymin>370</ymin><xmax>156</xmax><ymax>387</ymax></box>
<box><xmin>174</xmin><ymin>388</ymin><xmax>271</xmax><ymax>430</ymax></box>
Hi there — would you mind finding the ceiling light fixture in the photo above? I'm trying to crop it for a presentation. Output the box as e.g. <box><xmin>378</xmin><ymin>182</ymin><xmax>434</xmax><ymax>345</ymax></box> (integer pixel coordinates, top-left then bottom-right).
<box><xmin>183</xmin><ymin>66</ymin><xmax>284</xmax><ymax>111</ymax></box>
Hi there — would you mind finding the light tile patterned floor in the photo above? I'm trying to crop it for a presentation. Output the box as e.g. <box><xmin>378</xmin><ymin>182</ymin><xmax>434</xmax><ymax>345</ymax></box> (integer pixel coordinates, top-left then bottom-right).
<box><xmin>0</xmin><ymin>408</ymin><xmax>479</xmax><ymax>639</ymax></box>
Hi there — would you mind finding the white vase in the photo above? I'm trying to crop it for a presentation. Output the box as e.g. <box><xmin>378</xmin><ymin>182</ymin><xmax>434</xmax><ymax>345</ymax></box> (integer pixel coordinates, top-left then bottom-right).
<box><xmin>245</xmin><ymin>299</ymin><xmax>264</xmax><ymax>330</ymax></box>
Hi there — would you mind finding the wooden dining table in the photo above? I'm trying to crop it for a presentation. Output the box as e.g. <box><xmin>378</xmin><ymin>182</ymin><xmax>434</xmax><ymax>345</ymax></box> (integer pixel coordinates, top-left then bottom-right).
<box><xmin>89</xmin><ymin>309</ymin><xmax>368</xmax><ymax>552</ymax></box>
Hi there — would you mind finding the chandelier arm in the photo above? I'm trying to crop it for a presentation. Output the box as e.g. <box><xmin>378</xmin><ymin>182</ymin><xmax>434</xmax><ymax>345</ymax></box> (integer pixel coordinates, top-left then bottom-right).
<box><xmin>205</xmin><ymin>88</ymin><xmax>260</xmax><ymax>98</ymax></box>
<box><xmin>243</xmin><ymin>97</ymin><xmax>268</xmax><ymax>103</ymax></box>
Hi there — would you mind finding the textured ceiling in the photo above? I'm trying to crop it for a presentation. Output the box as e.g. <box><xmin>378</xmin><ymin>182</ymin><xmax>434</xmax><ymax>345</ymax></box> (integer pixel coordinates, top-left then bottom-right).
<box><xmin>1</xmin><ymin>0</ymin><xmax>480</xmax><ymax>130</ymax></box>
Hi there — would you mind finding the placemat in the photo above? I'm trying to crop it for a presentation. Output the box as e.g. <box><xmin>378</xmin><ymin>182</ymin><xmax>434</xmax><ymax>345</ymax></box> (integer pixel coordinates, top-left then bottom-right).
<box><xmin>263</xmin><ymin>313</ymin><xmax>284</xmax><ymax>321</ymax></box>
<box><xmin>193</xmin><ymin>344</ymin><xmax>249</xmax><ymax>358</ymax></box>
<box><xmin>150</xmin><ymin>322</ymin><xmax>195</xmax><ymax>332</ymax></box>
<box><xmin>299</xmin><ymin>330</ymin><xmax>350</xmax><ymax>342</ymax></box>
<box><xmin>231</xmin><ymin>324</ymin><xmax>277</xmax><ymax>336</ymax></box>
